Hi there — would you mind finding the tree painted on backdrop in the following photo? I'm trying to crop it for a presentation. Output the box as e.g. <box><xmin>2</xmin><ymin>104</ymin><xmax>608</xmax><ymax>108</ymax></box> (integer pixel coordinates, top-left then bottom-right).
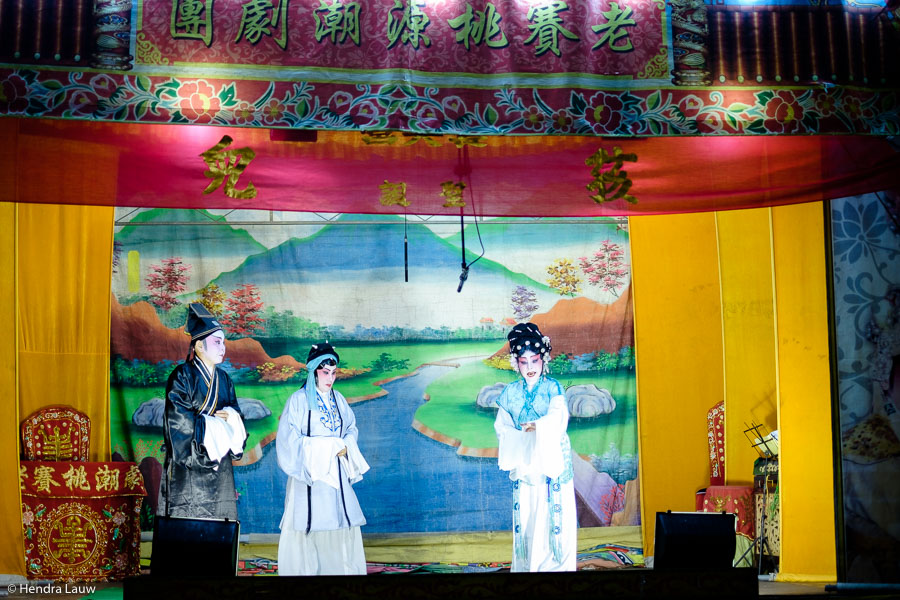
<box><xmin>510</xmin><ymin>286</ymin><xmax>539</xmax><ymax>321</ymax></box>
<box><xmin>112</xmin><ymin>241</ymin><xmax>123</xmax><ymax>274</ymax></box>
<box><xmin>146</xmin><ymin>257</ymin><xmax>191</xmax><ymax>311</ymax></box>
<box><xmin>261</xmin><ymin>306</ymin><xmax>323</xmax><ymax>339</ymax></box>
<box><xmin>111</xmin><ymin>356</ymin><xmax>174</xmax><ymax>386</ymax></box>
<box><xmin>595</xmin><ymin>346</ymin><xmax>635</xmax><ymax>372</ymax></box>
<box><xmin>254</xmin><ymin>362</ymin><xmax>301</xmax><ymax>383</ymax></box>
<box><xmin>365</xmin><ymin>352</ymin><xmax>410</xmax><ymax>374</ymax></box>
<box><xmin>221</xmin><ymin>283</ymin><xmax>264</xmax><ymax>336</ymax></box>
<box><xmin>198</xmin><ymin>283</ymin><xmax>227</xmax><ymax>317</ymax></box>
<box><xmin>596</xmin><ymin>483</ymin><xmax>627</xmax><ymax>525</ymax></box>
<box><xmin>579</xmin><ymin>240</ymin><xmax>629</xmax><ymax>296</ymax></box>
<box><xmin>547</xmin><ymin>258</ymin><xmax>583</xmax><ymax>296</ymax></box>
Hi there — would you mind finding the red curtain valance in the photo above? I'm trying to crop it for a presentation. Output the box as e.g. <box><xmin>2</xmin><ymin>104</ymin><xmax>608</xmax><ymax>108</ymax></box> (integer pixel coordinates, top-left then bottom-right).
<box><xmin>2</xmin><ymin>118</ymin><xmax>897</xmax><ymax>217</ymax></box>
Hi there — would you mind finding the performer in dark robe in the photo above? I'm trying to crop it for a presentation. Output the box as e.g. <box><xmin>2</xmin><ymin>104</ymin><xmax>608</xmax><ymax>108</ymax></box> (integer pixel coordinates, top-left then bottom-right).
<box><xmin>158</xmin><ymin>303</ymin><xmax>247</xmax><ymax>519</ymax></box>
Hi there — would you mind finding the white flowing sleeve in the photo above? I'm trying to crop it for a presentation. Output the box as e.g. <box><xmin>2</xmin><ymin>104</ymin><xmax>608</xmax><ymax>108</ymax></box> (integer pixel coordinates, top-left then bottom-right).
<box><xmin>533</xmin><ymin>395</ymin><xmax>569</xmax><ymax>479</ymax></box>
<box><xmin>336</xmin><ymin>391</ymin><xmax>370</xmax><ymax>483</ymax></box>
<box><xmin>494</xmin><ymin>405</ymin><xmax>535</xmax><ymax>476</ymax></box>
<box><xmin>201</xmin><ymin>407</ymin><xmax>246</xmax><ymax>468</ymax></box>
<box><xmin>276</xmin><ymin>389</ymin><xmax>312</xmax><ymax>483</ymax></box>
<box><xmin>276</xmin><ymin>389</ymin><xmax>345</xmax><ymax>488</ymax></box>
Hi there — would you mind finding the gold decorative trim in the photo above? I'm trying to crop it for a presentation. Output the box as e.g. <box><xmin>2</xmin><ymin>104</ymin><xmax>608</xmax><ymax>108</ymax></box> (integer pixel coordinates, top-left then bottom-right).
<box><xmin>136</xmin><ymin>32</ymin><xmax>170</xmax><ymax>66</ymax></box>
<box><xmin>637</xmin><ymin>47</ymin><xmax>669</xmax><ymax>80</ymax></box>
<box><xmin>38</xmin><ymin>502</ymin><xmax>105</xmax><ymax>577</ymax></box>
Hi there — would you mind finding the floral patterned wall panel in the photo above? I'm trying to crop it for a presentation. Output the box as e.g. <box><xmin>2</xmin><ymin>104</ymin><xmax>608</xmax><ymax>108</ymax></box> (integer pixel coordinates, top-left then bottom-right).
<box><xmin>832</xmin><ymin>192</ymin><xmax>900</xmax><ymax>582</ymax></box>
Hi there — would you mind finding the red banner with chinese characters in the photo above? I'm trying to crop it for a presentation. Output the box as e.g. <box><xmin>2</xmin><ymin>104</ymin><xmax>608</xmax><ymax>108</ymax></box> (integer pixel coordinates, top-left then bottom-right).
<box><xmin>1</xmin><ymin>0</ymin><xmax>897</xmax><ymax>134</ymax></box>
<box><xmin>2</xmin><ymin>118</ymin><xmax>899</xmax><ymax>216</ymax></box>
<box><xmin>145</xmin><ymin>0</ymin><xmax>664</xmax><ymax>78</ymax></box>
<box><xmin>20</xmin><ymin>461</ymin><xmax>146</xmax><ymax>581</ymax></box>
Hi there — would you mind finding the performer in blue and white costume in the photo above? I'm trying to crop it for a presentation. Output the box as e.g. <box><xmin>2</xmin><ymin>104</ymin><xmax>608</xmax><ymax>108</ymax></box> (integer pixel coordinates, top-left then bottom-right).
<box><xmin>494</xmin><ymin>322</ymin><xmax>576</xmax><ymax>572</ymax></box>
<box><xmin>276</xmin><ymin>342</ymin><xmax>370</xmax><ymax>575</ymax></box>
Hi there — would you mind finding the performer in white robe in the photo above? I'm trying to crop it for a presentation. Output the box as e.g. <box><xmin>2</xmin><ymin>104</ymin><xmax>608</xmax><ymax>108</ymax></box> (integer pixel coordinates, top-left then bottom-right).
<box><xmin>494</xmin><ymin>322</ymin><xmax>576</xmax><ymax>572</ymax></box>
<box><xmin>276</xmin><ymin>342</ymin><xmax>370</xmax><ymax>575</ymax></box>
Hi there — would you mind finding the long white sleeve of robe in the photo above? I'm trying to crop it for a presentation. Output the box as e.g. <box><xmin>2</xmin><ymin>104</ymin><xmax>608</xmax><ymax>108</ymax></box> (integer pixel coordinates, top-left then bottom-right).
<box><xmin>276</xmin><ymin>387</ymin><xmax>368</xmax><ymax>532</ymax></box>
<box><xmin>276</xmin><ymin>386</ymin><xmax>369</xmax><ymax>575</ymax></box>
<box><xmin>494</xmin><ymin>388</ymin><xmax>576</xmax><ymax>572</ymax></box>
<box><xmin>495</xmin><ymin>395</ymin><xmax>569</xmax><ymax>484</ymax></box>
<box><xmin>201</xmin><ymin>406</ymin><xmax>246</xmax><ymax>469</ymax></box>
<box><xmin>276</xmin><ymin>392</ymin><xmax>370</xmax><ymax>488</ymax></box>
<box><xmin>299</xmin><ymin>437</ymin><xmax>370</xmax><ymax>489</ymax></box>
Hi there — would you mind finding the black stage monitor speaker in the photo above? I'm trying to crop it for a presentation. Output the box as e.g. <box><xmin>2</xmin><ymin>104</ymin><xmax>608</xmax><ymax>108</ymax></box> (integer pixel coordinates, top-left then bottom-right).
<box><xmin>151</xmin><ymin>516</ymin><xmax>240</xmax><ymax>577</ymax></box>
<box><xmin>654</xmin><ymin>511</ymin><xmax>736</xmax><ymax>571</ymax></box>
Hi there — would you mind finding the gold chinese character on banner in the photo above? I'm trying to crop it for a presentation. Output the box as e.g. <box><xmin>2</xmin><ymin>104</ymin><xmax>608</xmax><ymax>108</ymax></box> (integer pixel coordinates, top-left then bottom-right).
<box><xmin>95</xmin><ymin>465</ymin><xmax>120</xmax><ymax>492</ymax></box>
<box><xmin>585</xmin><ymin>146</ymin><xmax>638</xmax><ymax>204</ymax></box>
<box><xmin>448</xmin><ymin>2</ymin><xmax>507</xmax><ymax>50</ymax></box>
<box><xmin>19</xmin><ymin>465</ymin><xmax>28</xmax><ymax>490</ymax></box>
<box><xmin>62</xmin><ymin>465</ymin><xmax>91</xmax><ymax>492</ymax></box>
<box><xmin>449</xmin><ymin>135</ymin><xmax>487</xmax><ymax>148</ymax></box>
<box><xmin>362</xmin><ymin>131</ymin><xmax>398</xmax><ymax>145</ymax></box>
<box><xmin>124</xmin><ymin>465</ymin><xmax>144</xmax><ymax>491</ymax></box>
<box><xmin>314</xmin><ymin>0</ymin><xmax>362</xmax><ymax>46</ymax></box>
<box><xmin>440</xmin><ymin>181</ymin><xmax>466</xmax><ymax>208</ymax></box>
<box><xmin>200</xmin><ymin>135</ymin><xmax>258</xmax><ymax>200</ymax></box>
<box><xmin>171</xmin><ymin>0</ymin><xmax>214</xmax><ymax>47</ymax></box>
<box><xmin>524</xmin><ymin>1</ymin><xmax>579</xmax><ymax>58</ymax></box>
<box><xmin>40</xmin><ymin>426</ymin><xmax>74</xmax><ymax>460</ymax></box>
<box><xmin>379</xmin><ymin>180</ymin><xmax>409</xmax><ymax>207</ymax></box>
<box><xmin>236</xmin><ymin>0</ymin><xmax>289</xmax><ymax>50</ymax></box>
<box><xmin>402</xmin><ymin>134</ymin><xmax>443</xmax><ymax>147</ymax></box>
<box><xmin>52</xmin><ymin>515</ymin><xmax>92</xmax><ymax>564</ymax></box>
<box><xmin>592</xmin><ymin>2</ymin><xmax>636</xmax><ymax>52</ymax></box>
<box><xmin>34</xmin><ymin>466</ymin><xmax>60</xmax><ymax>494</ymax></box>
<box><xmin>386</xmin><ymin>0</ymin><xmax>431</xmax><ymax>49</ymax></box>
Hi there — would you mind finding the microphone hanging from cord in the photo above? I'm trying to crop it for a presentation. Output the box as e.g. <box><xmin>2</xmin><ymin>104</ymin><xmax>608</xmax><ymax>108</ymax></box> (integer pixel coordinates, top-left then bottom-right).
<box><xmin>457</xmin><ymin>206</ymin><xmax>469</xmax><ymax>292</ymax></box>
<box><xmin>456</xmin><ymin>144</ymin><xmax>484</xmax><ymax>293</ymax></box>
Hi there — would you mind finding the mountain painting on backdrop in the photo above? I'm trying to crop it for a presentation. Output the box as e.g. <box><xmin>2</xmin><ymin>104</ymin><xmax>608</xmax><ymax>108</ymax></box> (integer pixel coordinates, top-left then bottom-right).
<box><xmin>110</xmin><ymin>209</ymin><xmax>639</xmax><ymax>535</ymax></box>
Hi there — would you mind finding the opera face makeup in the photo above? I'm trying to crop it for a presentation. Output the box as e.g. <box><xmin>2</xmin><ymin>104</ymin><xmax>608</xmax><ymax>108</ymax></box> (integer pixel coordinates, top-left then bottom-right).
<box><xmin>517</xmin><ymin>350</ymin><xmax>543</xmax><ymax>388</ymax></box>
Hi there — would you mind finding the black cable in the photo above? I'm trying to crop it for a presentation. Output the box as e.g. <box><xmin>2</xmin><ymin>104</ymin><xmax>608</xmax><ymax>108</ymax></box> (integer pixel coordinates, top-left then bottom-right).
<box><xmin>463</xmin><ymin>145</ymin><xmax>486</xmax><ymax>268</ymax></box>
<box><xmin>457</xmin><ymin>207</ymin><xmax>468</xmax><ymax>293</ymax></box>
<box><xmin>404</xmin><ymin>212</ymin><xmax>408</xmax><ymax>283</ymax></box>
<box><xmin>456</xmin><ymin>145</ymin><xmax>485</xmax><ymax>293</ymax></box>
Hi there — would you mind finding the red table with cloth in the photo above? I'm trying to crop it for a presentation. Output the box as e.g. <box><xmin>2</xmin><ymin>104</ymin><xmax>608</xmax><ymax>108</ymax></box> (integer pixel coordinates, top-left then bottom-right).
<box><xmin>20</xmin><ymin>460</ymin><xmax>146</xmax><ymax>581</ymax></box>
<box><xmin>701</xmin><ymin>485</ymin><xmax>755</xmax><ymax>540</ymax></box>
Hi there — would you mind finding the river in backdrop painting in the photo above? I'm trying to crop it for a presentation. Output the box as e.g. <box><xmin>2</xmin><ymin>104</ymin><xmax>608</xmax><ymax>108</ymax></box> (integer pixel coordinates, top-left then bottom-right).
<box><xmin>109</xmin><ymin>209</ymin><xmax>638</xmax><ymax>535</ymax></box>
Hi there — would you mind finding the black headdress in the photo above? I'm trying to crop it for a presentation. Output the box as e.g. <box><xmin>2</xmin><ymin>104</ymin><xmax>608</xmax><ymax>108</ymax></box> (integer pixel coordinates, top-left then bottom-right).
<box><xmin>186</xmin><ymin>303</ymin><xmax>223</xmax><ymax>343</ymax></box>
<box><xmin>507</xmin><ymin>322</ymin><xmax>552</xmax><ymax>362</ymax></box>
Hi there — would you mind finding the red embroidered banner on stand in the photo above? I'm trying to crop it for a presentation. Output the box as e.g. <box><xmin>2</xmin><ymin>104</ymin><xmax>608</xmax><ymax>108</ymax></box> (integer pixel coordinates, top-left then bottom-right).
<box><xmin>19</xmin><ymin>460</ymin><xmax>146</xmax><ymax>582</ymax></box>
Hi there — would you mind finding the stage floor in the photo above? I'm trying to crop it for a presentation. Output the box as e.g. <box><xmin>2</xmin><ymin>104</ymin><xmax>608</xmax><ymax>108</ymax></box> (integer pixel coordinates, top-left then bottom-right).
<box><xmin>5</xmin><ymin>573</ymin><xmax>900</xmax><ymax>600</ymax></box>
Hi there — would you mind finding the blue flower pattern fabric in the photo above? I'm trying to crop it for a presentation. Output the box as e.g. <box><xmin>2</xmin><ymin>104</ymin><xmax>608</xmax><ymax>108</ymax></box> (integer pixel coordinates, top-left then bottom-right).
<box><xmin>497</xmin><ymin>375</ymin><xmax>575</xmax><ymax>570</ymax></box>
<box><xmin>317</xmin><ymin>390</ymin><xmax>342</xmax><ymax>434</ymax></box>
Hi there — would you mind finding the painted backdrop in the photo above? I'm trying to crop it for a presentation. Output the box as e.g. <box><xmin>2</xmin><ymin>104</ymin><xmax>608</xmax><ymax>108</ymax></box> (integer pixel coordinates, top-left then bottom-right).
<box><xmin>109</xmin><ymin>209</ymin><xmax>639</xmax><ymax>535</ymax></box>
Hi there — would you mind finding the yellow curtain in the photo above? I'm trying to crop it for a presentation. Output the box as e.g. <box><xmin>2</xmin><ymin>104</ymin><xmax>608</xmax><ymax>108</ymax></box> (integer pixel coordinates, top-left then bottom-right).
<box><xmin>17</xmin><ymin>203</ymin><xmax>115</xmax><ymax>461</ymax></box>
<box><xmin>771</xmin><ymin>202</ymin><xmax>836</xmax><ymax>581</ymax></box>
<box><xmin>0</xmin><ymin>203</ymin><xmax>114</xmax><ymax>575</ymax></box>
<box><xmin>632</xmin><ymin>205</ymin><xmax>836</xmax><ymax>580</ymax></box>
<box><xmin>631</xmin><ymin>212</ymin><xmax>725</xmax><ymax>556</ymax></box>
<box><xmin>716</xmin><ymin>209</ymin><xmax>778</xmax><ymax>485</ymax></box>
<box><xmin>0</xmin><ymin>203</ymin><xmax>24</xmax><ymax>575</ymax></box>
